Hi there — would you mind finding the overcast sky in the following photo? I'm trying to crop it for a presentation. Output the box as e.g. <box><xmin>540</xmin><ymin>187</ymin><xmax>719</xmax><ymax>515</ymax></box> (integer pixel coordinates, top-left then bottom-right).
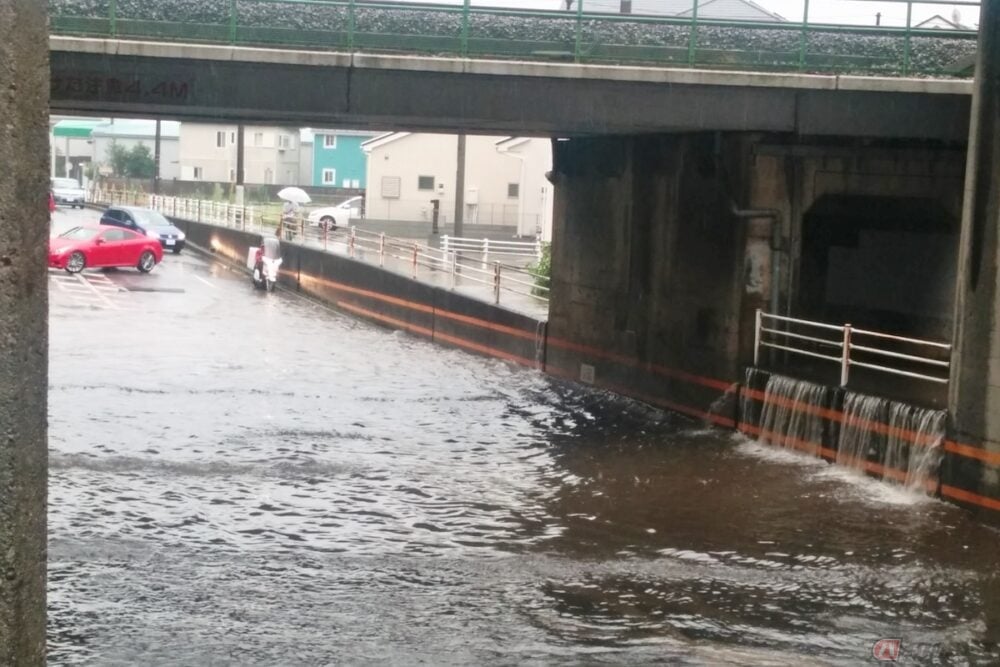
<box><xmin>388</xmin><ymin>0</ymin><xmax>980</xmax><ymax>28</ymax></box>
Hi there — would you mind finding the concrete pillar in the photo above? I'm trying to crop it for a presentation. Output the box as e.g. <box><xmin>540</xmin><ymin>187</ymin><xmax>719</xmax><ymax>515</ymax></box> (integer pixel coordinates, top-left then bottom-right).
<box><xmin>0</xmin><ymin>0</ymin><xmax>49</xmax><ymax>662</ymax></box>
<box><xmin>950</xmin><ymin>2</ymin><xmax>1000</xmax><ymax>500</ymax></box>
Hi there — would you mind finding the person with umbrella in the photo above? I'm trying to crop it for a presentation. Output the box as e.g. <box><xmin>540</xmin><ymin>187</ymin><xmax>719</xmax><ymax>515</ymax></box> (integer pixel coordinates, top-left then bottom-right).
<box><xmin>277</xmin><ymin>187</ymin><xmax>311</xmax><ymax>240</ymax></box>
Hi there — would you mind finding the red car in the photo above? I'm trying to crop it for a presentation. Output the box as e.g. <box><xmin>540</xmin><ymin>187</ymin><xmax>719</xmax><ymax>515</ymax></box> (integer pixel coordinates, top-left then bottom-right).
<box><xmin>49</xmin><ymin>226</ymin><xmax>163</xmax><ymax>274</ymax></box>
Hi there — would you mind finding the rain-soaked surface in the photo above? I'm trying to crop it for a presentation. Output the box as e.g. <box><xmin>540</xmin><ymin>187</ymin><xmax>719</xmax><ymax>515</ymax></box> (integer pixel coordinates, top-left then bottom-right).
<box><xmin>48</xmin><ymin>209</ymin><xmax>1000</xmax><ymax>665</ymax></box>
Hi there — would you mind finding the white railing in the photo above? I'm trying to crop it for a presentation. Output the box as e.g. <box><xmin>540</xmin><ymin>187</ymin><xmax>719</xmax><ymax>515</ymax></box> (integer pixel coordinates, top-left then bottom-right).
<box><xmin>93</xmin><ymin>190</ymin><xmax>549</xmax><ymax>311</ymax></box>
<box><xmin>441</xmin><ymin>235</ymin><xmax>543</xmax><ymax>268</ymax></box>
<box><xmin>753</xmin><ymin>309</ymin><xmax>951</xmax><ymax>386</ymax></box>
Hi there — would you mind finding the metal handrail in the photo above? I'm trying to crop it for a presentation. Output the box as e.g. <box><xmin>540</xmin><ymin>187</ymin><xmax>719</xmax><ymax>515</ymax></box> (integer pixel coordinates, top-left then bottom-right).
<box><xmin>753</xmin><ymin>309</ymin><xmax>951</xmax><ymax>387</ymax></box>
<box><xmin>49</xmin><ymin>0</ymin><xmax>980</xmax><ymax>78</ymax></box>
<box><xmin>125</xmin><ymin>191</ymin><xmax>549</xmax><ymax>311</ymax></box>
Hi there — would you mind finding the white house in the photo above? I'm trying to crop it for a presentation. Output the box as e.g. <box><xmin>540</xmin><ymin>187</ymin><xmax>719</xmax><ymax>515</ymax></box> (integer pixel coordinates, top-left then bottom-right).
<box><xmin>363</xmin><ymin>133</ymin><xmax>540</xmax><ymax>233</ymax></box>
<box><xmin>91</xmin><ymin>119</ymin><xmax>181</xmax><ymax>180</ymax></box>
<box><xmin>179</xmin><ymin>123</ymin><xmax>302</xmax><ymax>185</ymax></box>
<box><xmin>495</xmin><ymin>137</ymin><xmax>554</xmax><ymax>241</ymax></box>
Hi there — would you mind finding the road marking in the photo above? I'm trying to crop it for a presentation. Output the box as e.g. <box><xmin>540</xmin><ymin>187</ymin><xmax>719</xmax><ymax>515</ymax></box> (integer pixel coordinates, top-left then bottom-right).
<box><xmin>194</xmin><ymin>275</ymin><xmax>217</xmax><ymax>289</ymax></box>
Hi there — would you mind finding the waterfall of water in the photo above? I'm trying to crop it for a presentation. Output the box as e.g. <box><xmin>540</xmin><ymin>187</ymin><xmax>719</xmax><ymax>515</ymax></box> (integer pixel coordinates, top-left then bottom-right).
<box><xmin>838</xmin><ymin>391</ymin><xmax>945</xmax><ymax>493</ymax></box>
<box><xmin>836</xmin><ymin>393</ymin><xmax>886</xmax><ymax>471</ymax></box>
<box><xmin>885</xmin><ymin>401</ymin><xmax>946</xmax><ymax>493</ymax></box>
<box><xmin>755</xmin><ymin>373</ymin><xmax>831</xmax><ymax>457</ymax></box>
<box><xmin>741</xmin><ymin>369</ymin><xmax>947</xmax><ymax>495</ymax></box>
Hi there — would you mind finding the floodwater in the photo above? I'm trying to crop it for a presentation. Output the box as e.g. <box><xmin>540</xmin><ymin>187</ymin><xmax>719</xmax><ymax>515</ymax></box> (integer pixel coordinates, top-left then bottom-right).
<box><xmin>47</xmin><ymin>211</ymin><xmax>1000</xmax><ymax>665</ymax></box>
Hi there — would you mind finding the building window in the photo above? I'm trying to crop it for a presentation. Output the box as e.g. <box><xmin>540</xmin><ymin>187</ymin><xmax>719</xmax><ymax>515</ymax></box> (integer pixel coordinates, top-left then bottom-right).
<box><xmin>508</xmin><ymin>183</ymin><xmax>520</xmax><ymax>199</ymax></box>
<box><xmin>417</xmin><ymin>175</ymin><xmax>435</xmax><ymax>191</ymax></box>
<box><xmin>324</xmin><ymin>134</ymin><xmax>337</xmax><ymax>149</ymax></box>
<box><xmin>230</xmin><ymin>131</ymin><xmax>236</xmax><ymax>144</ymax></box>
<box><xmin>216</xmin><ymin>131</ymin><xmax>226</xmax><ymax>148</ymax></box>
<box><xmin>253</xmin><ymin>132</ymin><xmax>264</xmax><ymax>147</ymax></box>
<box><xmin>193</xmin><ymin>166</ymin><xmax>203</xmax><ymax>180</ymax></box>
<box><xmin>382</xmin><ymin>176</ymin><xmax>401</xmax><ymax>199</ymax></box>
<box><xmin>278</xmin><ymin>135</ymin><xmax>292</xmax><ymax>149</ymax></box>
<box><xmin>323</xmin><ymin>168</ymin><xmax>337</xmax><ymax>185</ymax></box>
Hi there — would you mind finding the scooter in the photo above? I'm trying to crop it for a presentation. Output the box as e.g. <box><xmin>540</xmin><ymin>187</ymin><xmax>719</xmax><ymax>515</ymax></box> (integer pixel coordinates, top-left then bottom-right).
<box><xmin>248</xmin><ymin>238</ymin><xmax>282</xmax><ymax>292</ymax></box>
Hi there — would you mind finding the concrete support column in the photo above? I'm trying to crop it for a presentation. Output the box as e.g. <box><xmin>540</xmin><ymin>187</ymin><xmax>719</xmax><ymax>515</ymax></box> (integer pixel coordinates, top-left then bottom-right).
<box><xmin>0</xmin><ymin>0</ymin><xmax>50</xmax><ymax>662</ymax></box>
<box><xmin>950</xmin><ymin>2</ymin><xmax>1000</xmax><ymax>499</ymax></box>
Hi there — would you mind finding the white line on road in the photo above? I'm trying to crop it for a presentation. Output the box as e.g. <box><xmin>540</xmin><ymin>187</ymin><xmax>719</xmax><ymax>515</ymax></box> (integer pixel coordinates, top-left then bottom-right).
<box><xmin>194</xmin><ymin>275</ymin><xmax>217</xmax><ymax>289</ymax></box>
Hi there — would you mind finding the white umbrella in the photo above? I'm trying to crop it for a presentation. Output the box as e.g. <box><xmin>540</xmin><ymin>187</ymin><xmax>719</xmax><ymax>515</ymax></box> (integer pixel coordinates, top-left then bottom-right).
<box><xmin>277</xmin><ymin>186</ymin><xmax>311</xmax><ymax>204</ymax></box>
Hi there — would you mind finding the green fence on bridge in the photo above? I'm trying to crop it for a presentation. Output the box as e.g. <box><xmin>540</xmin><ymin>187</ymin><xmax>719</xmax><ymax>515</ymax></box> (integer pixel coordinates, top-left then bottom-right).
<box><xmin>49</xmin><ymin>0</ymin><xmax>979</xmax><ymax>78</ymax></box>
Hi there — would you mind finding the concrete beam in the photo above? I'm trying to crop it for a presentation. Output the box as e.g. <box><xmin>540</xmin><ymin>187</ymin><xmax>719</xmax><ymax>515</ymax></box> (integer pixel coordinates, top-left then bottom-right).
<box><xmin>49</xmin><ymin>37</ymin><xmax>972</xmax><ymax>141</ymax></box>
<box><xmin>949</xmin><ymin>0</ymin><xmax>1000</xmax><ymax>507</ymax></box>
<box><xmin>0</xmin><ymin>0</ymin><xmax>49</xmax><ymax>663</ymax></box>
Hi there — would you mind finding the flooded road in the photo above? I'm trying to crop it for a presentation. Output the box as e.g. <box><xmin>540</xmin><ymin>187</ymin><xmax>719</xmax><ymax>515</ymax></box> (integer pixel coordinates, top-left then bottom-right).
<box><xmin>48</xmin><ymin>209</ymin><xmax>1000</xmax><ymax>665</ymax></box>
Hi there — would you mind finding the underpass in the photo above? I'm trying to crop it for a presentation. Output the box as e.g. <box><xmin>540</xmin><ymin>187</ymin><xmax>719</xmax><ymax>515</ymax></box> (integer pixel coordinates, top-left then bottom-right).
<box><xmin>45</xmin><ymin>206</ymin><xmax>1000</xmax><ymax>664</ymax></box>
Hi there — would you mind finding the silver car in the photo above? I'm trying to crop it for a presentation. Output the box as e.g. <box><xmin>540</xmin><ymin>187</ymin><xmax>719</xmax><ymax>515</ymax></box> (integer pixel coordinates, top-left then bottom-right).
<box><xmin>51</xmin><ymin>177</ymin><xmax>86</xmax><ymax>208</ymax></box>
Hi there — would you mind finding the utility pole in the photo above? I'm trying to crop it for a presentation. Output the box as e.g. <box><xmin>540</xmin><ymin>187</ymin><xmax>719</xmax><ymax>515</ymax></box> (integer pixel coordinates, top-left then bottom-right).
<box><xmin>454</xmin><ymin>134</ymin><xmax>466</xmax><ymax>237</ymax></box>
<box><xmin>235</xmin><ymin>123</ymin><xmax>245</xmax><ymax>205</ymax></box>
<box><xmin>153</xmin><ymin>119</ymin><xmax>162</xmax><ymax>194</ymax></box>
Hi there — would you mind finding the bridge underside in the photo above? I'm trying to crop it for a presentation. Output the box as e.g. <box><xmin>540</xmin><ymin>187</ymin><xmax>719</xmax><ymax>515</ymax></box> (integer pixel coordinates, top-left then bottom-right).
<box><xmin>51</xmin><ymin>38</ymin><xmax>970</xmax><ymax>141</ymax></box>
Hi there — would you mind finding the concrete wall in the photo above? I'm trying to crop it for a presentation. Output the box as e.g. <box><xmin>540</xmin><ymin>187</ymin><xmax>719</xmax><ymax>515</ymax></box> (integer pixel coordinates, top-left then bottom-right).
<box><xmin>949</xmin><ymin>0</ymin><xmax>1000</xmax><ymax>521</ymax></box>
<box><xmin>0</xmin><ymin>0</ymin><xmax>49</xmax><ymax>662</ymax></box>
<box><xmin>173</xmin><ymin>219</ymin><xmax>547</xmax><ymax>371</ymax></box>
<box><xmin>546</xmin><ymin>133</ymin><xmax>746</xmax><ymax>421</ymax></box>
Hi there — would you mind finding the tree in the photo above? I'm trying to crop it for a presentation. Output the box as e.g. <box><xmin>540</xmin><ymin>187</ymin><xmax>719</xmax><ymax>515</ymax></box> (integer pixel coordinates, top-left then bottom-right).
<box><xmin>124</xmin><ymin>143</ymin><xmax>155</xmax><ymax>178</ymax></box>
<box><xmin>105</xmin><ymin>141</ymin><xmax>156</xmax><ymax>178</ymax></box>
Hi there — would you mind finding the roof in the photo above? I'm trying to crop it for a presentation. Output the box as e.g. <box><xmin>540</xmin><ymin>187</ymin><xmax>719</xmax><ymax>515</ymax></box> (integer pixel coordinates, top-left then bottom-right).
<box><xmin>582</xmin><ymin>0</ymin><xmax>784</xmax><ymax>22</ymax></box>
<box><xmin>495</xmin><ymin>137</ymin><xmax>532</xmax><ymax>150</ymax></box>
<box><xmin>91</xmin><ymin>119</ymin><xmax>181</xmax><ymax>139</ymax></box>
<box><xmin>52</xmin><ymin>119</ymin><xmax>106</xmax><ymax>138</ymax></box>
<box><xmin>914</xmin><ymin>14</ymin><xmax>970</xmax><ymax>30</ymax></box>
<box><xmin>361</xmin><ymin>132</ymin><xmax>412</xmax><ymax>152</ymax></box>
<box><xmin>311</xmin><ymin>129</ymin><xmax>381</xmax><ymax>138</ymax></box>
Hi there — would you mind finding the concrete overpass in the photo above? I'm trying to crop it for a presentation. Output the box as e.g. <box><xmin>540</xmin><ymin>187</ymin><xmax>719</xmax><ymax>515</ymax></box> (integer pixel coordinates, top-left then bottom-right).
<box><xmin>50</xmin><ymin>36</ymin><xmax>972</xmax><ymax>141</ymax></box>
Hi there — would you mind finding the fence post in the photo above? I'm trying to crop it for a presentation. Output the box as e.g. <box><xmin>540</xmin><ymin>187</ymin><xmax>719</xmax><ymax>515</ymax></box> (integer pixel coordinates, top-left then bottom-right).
<box><xmin>350</xmin><ymin>226</ymin><xmax>357</xmax><ymax>258</ymax></box>
<box><xmin>535</xmin><ymin>238</ymin><xmax>542</xmax><ymax>260</ymax></box>
<box><xmin>412</xmin><ymin>244</ymin><xmax>419</xmax><ymax>279</ymax></box>
<box><xmin>687</xmin><ymin>0</ymin><xmax>699</xmax><ymax>65</ymax></box>
<box><xmin>197</xmin><ymin>198</ymin><xmax>202</xmax><ymax>222</ymax></box>
<box><xmin>451</xmin><ymin>251</ymin><xmax>458</xmax><ymax>289</ymax></box>
<box><xmin>493</xmin><ymin>262</ymin><xmax>501</xmax><ymax>304</ymax></box>
<box><xmin>753</xmin><ymin>309</ymin><xmax>762</xmax><ymax>367</ymax></box>
<box><xmin>482</xmin><ymin>238</ymin><xmax>489</xmax><ymax>269</ymax></box>
<box><xmin>348</xmin><ymin>0</ymin><xmax>356</xmax><ymax>50</ymax></box>
<box><xmin>840</xmin><ymin>324</ymin><xmax>852</xmax><ymax>387</ymax></box>
<box><xmin>442</xmin><ymin>235</ymin><xmax>450</xmax><ymax>255</ymax></box>
<box><xmin>242</xmin><ymin>206</ymin><xmax>247</xmax><ymax>231</ymax></box>
<box><xmin>379</xmin><ymin>232</ymin><xmax>385</xmax><ymax>267</ymax></box>
<box><xmin>574</xmin><ymin>0</ymin><xmax>584</xmax><ymax>63</ymax></box>
<box><xmin>902</xmin><ymin>0</ymin><xmax>913</xmax><ymax>75</ymax></box>
<box><xmin>109</xmin><ymin>0</ymin><xmax>117</xmax><ymax>37</ymax></box>
<box><xmin>798</xmin><ymin>0</ymin><xmax>811</xmax><ymax>71</ymax></box>
<box><xmin>228</xmin><ymin>0</ymin><xmax>237</xmax><ymax>44</ymax></box>
<box><xmin>460</xmin><ymin>0</ymin><xmax>471</xmax><ymax>57</ymax></box>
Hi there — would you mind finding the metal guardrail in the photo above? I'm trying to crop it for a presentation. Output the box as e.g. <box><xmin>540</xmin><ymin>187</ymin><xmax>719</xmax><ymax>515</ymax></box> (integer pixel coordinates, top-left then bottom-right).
<box><xmin>49</xmin><ymin>0</ymin><xmax>980</xmax><ymax>77</ymax></box>
<box><xmin>753</xmin><ymin>309</ymin><xmax>951</xmax><ymax>386</ymax></box>
<box><xmin>441</xmin><ymin>235</ymin><xmax>542</xmax><ymax>268</ymax></box>
<box><xmin>101</xmin><ymin>191</ymin><xmax>549</xmax><ymax>310</ymax></box>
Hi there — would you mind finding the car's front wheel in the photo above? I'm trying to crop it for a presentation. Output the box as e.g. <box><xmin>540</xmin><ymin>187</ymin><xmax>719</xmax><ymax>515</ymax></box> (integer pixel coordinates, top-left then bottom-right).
<box><xmin>137</xmin><ymin>250</ymin><xmax>156</xmax><ymax>273</ymax></box>
<box><xmin>65</xmin><ymin>251</ymin><xmax>86</xmax><ymax>274</ymax></box>
<box><xmin>320</xmin><ymin>216</ymin><xmax>335</xmax><ymax>230</ymax></box>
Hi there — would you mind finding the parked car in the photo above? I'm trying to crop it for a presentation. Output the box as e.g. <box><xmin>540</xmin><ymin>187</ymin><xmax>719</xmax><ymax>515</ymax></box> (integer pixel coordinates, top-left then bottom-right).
<box><xmin>49</xmin><ymin>225</ymin><xmax>163</xmax><ymax>274</ymax></box>
<box><xmin>307</xmin><ymin>196</ymin><xmax>363</xmax><ymax>230</ymax></box>
<box><xmin>100</xmin><ymin>205</ymin><xmax>186</xmax><ymax>254</ymax></box>
<box><xmin>51</xmin><ymin>177</ymin><xmax>86</xmax><ymax>208</ymax></box>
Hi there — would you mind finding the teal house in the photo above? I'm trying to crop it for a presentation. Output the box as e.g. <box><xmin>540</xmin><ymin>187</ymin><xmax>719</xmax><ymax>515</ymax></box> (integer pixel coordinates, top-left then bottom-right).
<box><xmin>311</xmin><ymin>129</ymin><xmax>377</xmax><ymax>189</ymax></box>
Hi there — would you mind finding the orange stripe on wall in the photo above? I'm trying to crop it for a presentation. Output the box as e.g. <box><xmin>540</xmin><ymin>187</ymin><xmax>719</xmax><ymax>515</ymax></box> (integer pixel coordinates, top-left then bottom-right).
<box><xmin>941</xmin><ymin>485</ymin><xmax>1000</xmax><ymax>512</ymax></box>
<box><xmin>305</xmin><ymin>270</ymin><xmax>1000</xmax><ymax>475</ymax></box>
